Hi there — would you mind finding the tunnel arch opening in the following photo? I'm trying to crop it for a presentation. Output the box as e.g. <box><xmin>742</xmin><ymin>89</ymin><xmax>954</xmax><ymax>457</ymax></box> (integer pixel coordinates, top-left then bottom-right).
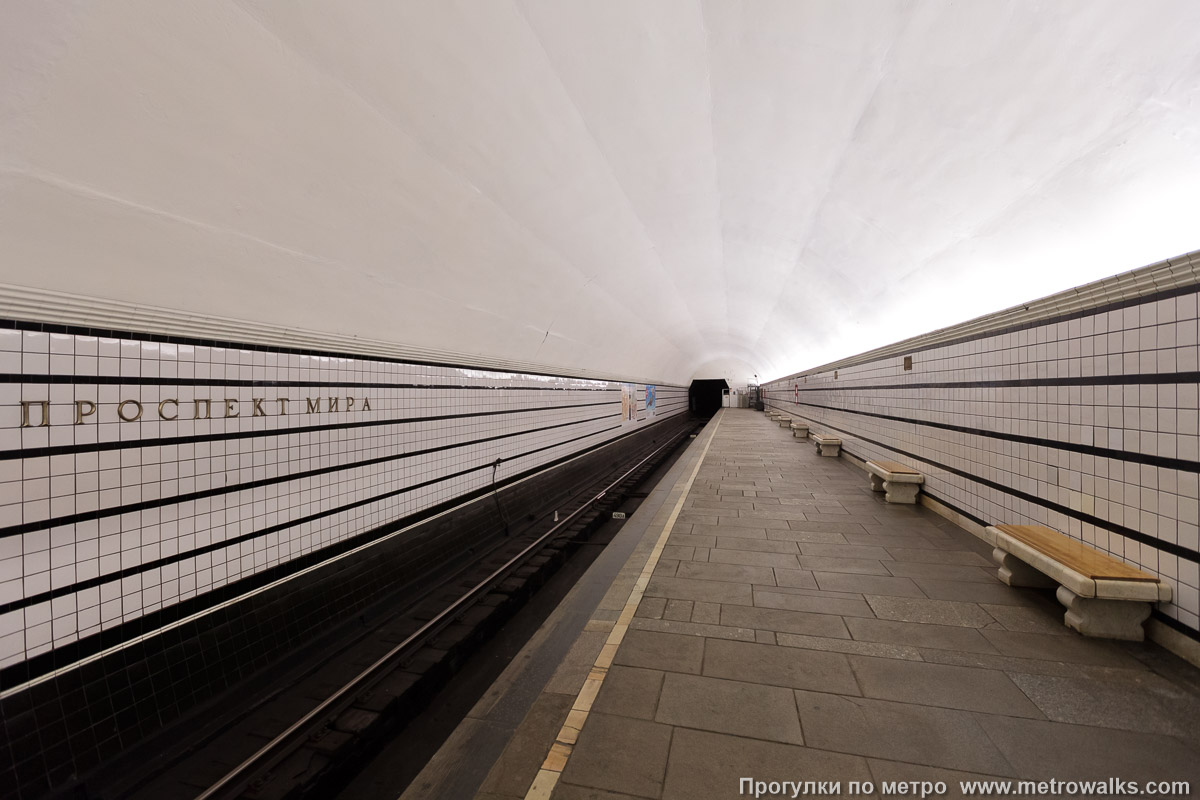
<box><xmin>688</xmin><ymin>378</ymin><xmax>729</xmax><ymax>417</ymax></box>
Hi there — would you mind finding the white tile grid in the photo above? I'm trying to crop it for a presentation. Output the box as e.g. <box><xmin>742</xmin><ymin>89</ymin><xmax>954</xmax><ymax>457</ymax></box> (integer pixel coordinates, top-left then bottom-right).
<box><xmin>0</xmin><ymin>330</ymin><xmax>686</xmax><ymax>668</ymax></box>
<box><xmin>765</xmin><ymin>291</ymin><xmax>1200</xmax><ymax>632</ymax></box>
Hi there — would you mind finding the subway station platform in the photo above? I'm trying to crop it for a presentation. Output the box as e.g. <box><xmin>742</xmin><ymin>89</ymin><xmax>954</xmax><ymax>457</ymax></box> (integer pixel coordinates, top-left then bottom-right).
<box><xmin>406</xmin><ymin>409</ymin><xmax>1200</xmax><ymax>800</ymax></box>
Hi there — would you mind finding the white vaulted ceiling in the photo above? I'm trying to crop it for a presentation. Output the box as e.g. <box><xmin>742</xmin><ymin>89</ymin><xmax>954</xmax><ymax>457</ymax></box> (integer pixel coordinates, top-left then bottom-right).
<box><xmin>2</xmin><ymin>1</ymin><xmax>1199</xmax><ymax>385</ymax></box>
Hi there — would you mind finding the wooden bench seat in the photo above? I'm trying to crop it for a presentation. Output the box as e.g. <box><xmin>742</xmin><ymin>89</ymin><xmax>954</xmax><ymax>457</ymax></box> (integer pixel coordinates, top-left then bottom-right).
<box><xmin>790</xmin><ymin>421</ymin><xmax>810</xmax><ymax>439</ymax></box>
<box><xmin>865</xmin><ymin>460</ymin><xmax>923</xmax><ymax>504</ymax></box>
<box><xmin>809</xmin><ymin>433</ymin><xmax>841</xmax><ymax>457</ymax></box>
<box><xmin>987</xmin><ymin>523</ymin><xmax>1171</xmax><ymax>640</ymax></box>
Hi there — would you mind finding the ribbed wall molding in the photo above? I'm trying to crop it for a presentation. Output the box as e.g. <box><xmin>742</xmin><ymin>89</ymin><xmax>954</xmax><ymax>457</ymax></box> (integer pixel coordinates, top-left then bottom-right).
<box><xmin>0</xmin><ymin>283</ymin><xmax>666</xmax><ymax>386</ymax></box>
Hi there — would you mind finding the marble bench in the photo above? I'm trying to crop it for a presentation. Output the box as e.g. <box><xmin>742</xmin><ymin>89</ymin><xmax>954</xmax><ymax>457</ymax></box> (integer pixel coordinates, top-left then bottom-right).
<box><xmin>790</xmin><ymin>421</ymin><xmax>809</xmax><ymax>439</ymax></box>
<box><xmin>810</xmin><ymin>433</ymin><xmax>841</xmax><ymax>457</ymax></box>
<box><xmin>865</xmin><ymin>460</ymin><xmax>923</xmax><ymax>504</ymax></box>
<box><xmin>987</xmin><ymin>524</ymin><xmax>1171</xmax><ymax>641</ymax></box>
<box><xmin>777</xmin><ymin>415</ymin><xmax>793</xmax><ymax>428</ymax></box>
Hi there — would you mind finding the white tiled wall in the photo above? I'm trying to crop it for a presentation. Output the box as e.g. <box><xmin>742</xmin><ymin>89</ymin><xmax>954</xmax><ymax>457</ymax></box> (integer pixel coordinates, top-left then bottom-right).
<box><xmin>765</xmin><ymin>289</ymin><xmax>1200</xmax><ymax>634</ymax></box>
<box><xmin>0</xmin><ymin>326</ymin><xmax>686</xmax><ymax>670</ymax></box>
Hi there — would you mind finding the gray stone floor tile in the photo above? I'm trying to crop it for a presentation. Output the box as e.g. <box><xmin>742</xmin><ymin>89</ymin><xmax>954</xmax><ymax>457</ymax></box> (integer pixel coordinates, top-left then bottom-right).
<box><xmin>690</xmin><ymin>523</ymin><xmax>769</xmax><ymax>539</ymax></box>
<box><xmin>766</xmin><ymin>529</ymin><xmax>851</xmax><ymax>544</ymax></box>
<box><xmin>918</xmin><ymin>648</ymin><xmax>1148</xmax><ymax>678</ymax></box>
<box><xmin>719</xmin><ymin>604</ymin><xmax>851</xmax><ymax>638</ymax></box>
<box><xmin>974</xmin><ymin>714</ymin><xmax>1199</xmax><ymax>782</ymax></box>
<box><xmin>884</xmin><ymin>562</ymin><xmax>999</xmax><ymax>583</ymax></box>
<box><xmin>717</xmin><ymin>515</ymin><xmax>791</xmax><ymax>530</ymax></box>
<box><xmin>884</xmin><ymin>548</ymin><xmax>993</xmax><ymax>566</ymax></box>
<box><xmin>755</xmin><ymin>588</ymin><xmax>876</xmax><ymax>618</ymax></box>
<box><xmin>612</xmin><ymin>629</ymin><xmax>705</xmax><ymax>674</ymax></box>
<box><xmin>689</xmin><ymin>497</ymin><xmax>756</xmax><ymax>511</ymax></box>
<box><xmin>909</xmin><ymin>578</ymin><xmax>1045</xmax><ymax>607</ymax></box>
<box><xmin>663</xmin><ymin>599</ymin><xmax>692</xmax><ymax>621</ymax></box>
<box><xmin>674</xmin><ymin>511</ymin><xmax>718</xmax><ymax>526</ymax></box>
<box><xmin>1006</xmin><ymin>671</ymin><xmax>1200</xmax><ymax>742</ymax></box>
<box><xmin>775</xmin><ymin>498</ymin><xmax>824</xmax><ymax>507</ymax></box>
<box><xmin>814</xmin><ymin>572</ymin><xmax>928</xmax><ymax>598</ymax></box>
<box><xmin>703</xmin><ymin>638</ymin><xmax>861</xmax><ymax>694</ymax></box>
<box><xmin>846</xmin><ymin>617</ymin><xmax>1000</xmax><ymax>654</ymax></box>
<box><xmin>591</xmin><ymin>666</ymin><xmax>664</xmax><ymax>721</ymax></box>
<box><xmin>798</xmin><ymin>555</ymin><xmax>893</xmax><ymax>575</ymax></box>
<box><xmin>665</xmin><ymin>532</ymin><xmax>717</xmax><ymax>549</ymax></box>
<box><xmin>845</xmin><ymin>532</ymin><xmax>944</xmax><ymax>549</ymax></box>
<box><xmin>676</xmin><ymin>561</ymin><xmax>777</xmax><ymax>586</ymax></box>
<box><xmin>776</xmin><ymin>632</ymin><xmax>923</xmax><ymax>661</ymax></box>
<box><xmin>847</xmin><ymin>656</ymin><xmax>1044</xmax><ymax>717</ymax></box>
<box><xmin>644</xmin><ymin>575</ymin><xmax>753</xmax><ymax>606</ymax></box>
<box><xmin>634</xmin><ymin>596</ymin><xmax>666</xmax><ymax>620</ymax></box>
<box><xmin>977</xmin><ymin>629</ymin><xmax>1142</xmax><ymax>667</ymax></box>
<box><xmin>560</xmin><ymin>713</ymin><xmax>672</xmax><ymax>798</ymax></box>
<box><xmin>660</xmin><ymin>545</ymin><xmax>695</xmax><ymax>562</ymax></box>
<box><xmin>978</xmin><ymin>603</ymin><xmax>1071</xmax><ymax>635</ymax></box>
<box><xmin>736</xmin><ymin>507</ymin><xmax>811</xmax><ymax>522</ymax></box>
<box><xmin>771</xmin><ymin>567</ymin><xmax>819</xmax><ymax>589</ymax></box>
<box><xmin>794</xmin><ymin>691</ymin><xmax>1015</xmax><ymax>775</ymax></box>
<box><xmin>799</xmin><ymin>543</ymin><xmax>893</xmax><ymax>559</ymax></box>
<box><xmin>865</xmin><ymin>595</ymin><xmax>999</xmax><ymax>628</ymax></box>
<box><xmin>661</xmin><ymin>727</ymin><xmax>873</xmax><ymax>800</ymax></box>
<box><xmin>653</xmin><ymin>559</ymin><xmax>678</xmax><ymax>577</ymax></box>
<box><xmin>787</xmin><ymin>519</ymin><xmax>869</xmax><ymax>534</ymax></box>
<box><xmin>655</xmin><ymin>673</ymin><xmax>804</xmax><ymax>744</ymax></box>
<box><xmin>630</xmin><ymin>617</ymin><xmax>756</xmax><ymax>642</ymax></box>
<box><xmin>716</xmin><ymin>536</ymin><xmax>799</xmax><ymax>553</ymax></box>
<box><xmin>706</xmin><ymin>548</ymin><xmax>802</xmax><ymax>569</ymax></box>
<box><xmin>692</xmin><ymin>601</ymin><xmax>720</xmax><ymax>625</ymax></box>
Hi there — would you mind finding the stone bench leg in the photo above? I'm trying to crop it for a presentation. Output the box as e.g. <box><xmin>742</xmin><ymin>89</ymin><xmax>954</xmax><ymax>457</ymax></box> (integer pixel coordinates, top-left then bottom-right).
<box><xmin>1057</xmin><ymin>586</ymin><xmax>1150</xmax><ymax>641</ymax></box>
<box><xmin>992</xmin><ymin>548</ymin><xmax>1057</xmax><ymax>589</ymax></box>
<box><xmin>814</xmin><ymin>442</ymin><xmax>839</xmax><ymax>457</ymax></box>
<box><xmin>883</xmin><ymin>481</ymin><xmax>920</xmax><ymax>504</ymax></box>
<box><xmin>869</xmin><ymin>473</ymin><xmax>886</xmax><ymax>492</ymax></box>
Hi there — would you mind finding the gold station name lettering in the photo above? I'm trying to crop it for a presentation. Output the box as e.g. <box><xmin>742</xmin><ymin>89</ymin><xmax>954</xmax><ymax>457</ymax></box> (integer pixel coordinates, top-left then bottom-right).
<box><xmin>20</xmin><ymin>396</ymin><xmax>372</xmax><ymax>427</ymax></box>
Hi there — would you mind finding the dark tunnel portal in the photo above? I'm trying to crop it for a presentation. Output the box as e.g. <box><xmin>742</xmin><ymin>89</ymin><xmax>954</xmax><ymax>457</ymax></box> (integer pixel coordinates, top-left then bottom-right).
<box><xmin>689</xmin><ymin>379</ymin><xmax>729</xmax><ymax>417</ymax></box>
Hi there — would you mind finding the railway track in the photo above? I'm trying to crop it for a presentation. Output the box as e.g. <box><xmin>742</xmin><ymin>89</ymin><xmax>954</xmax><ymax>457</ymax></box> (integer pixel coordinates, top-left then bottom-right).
<box><xmin>106</xmin><ymin>416</ymin><xmax>699</xmax><ymax>800</ymax></box>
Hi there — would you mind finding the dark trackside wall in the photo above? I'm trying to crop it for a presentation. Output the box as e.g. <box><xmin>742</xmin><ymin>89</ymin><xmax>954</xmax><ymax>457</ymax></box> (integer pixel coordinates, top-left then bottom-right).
<box><xmin>688</xmin><ymin>379</ymin><xmax>728</xmax><ymax>417</ymax></box>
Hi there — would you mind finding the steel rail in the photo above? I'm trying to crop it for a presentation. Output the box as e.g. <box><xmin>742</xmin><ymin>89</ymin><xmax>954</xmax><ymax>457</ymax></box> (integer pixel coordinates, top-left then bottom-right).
<box><xmin>195</xmin><ymin>423</ymin><xmax>694</xmax><ymax>800</ymax></box>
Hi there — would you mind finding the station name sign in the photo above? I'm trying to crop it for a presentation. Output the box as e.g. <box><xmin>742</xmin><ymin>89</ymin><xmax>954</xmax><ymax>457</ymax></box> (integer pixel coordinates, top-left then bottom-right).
<box><xmin>19</xmin><ymin>396</ymin><xmax>372</xmax><ymax>427</ymax></box>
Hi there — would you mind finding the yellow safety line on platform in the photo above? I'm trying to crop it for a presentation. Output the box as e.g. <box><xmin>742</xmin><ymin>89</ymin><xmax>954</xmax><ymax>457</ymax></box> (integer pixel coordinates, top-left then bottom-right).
<box><xmin>522</xmin><ymin>411</ymin><xmax>724</xmax><ymax>800</ymax></box>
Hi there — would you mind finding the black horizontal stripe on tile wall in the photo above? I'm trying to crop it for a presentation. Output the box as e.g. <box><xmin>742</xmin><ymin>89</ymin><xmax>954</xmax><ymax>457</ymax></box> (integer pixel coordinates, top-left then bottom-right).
<box><xmin>0</xmin><ymin>412</ymin><xmax>685</xmax><ymax>689</ymax></box>
<box><xmin>785</xmin><ymin>282</ymin><xmax>1199</xmax><ymax>377</ymax></box>
<box><xmin>0</xmin><ymin>420</ymin><xmax>628</xmax><ymax>617</ymax></box>
<box><xmin>765</xmin><ymin>395</ymin><xmax>1200</xmax><ymax>474</ymax></box>
<box><xmin>0</xmin><ymin>400</ymin><xmax>621</xmax><ymax>462</ymax></box>
<box><xmin>787</xmin><ymin>372</ymin><xmax>1200</xmax><ymax>392</ymax></box>
<box><xmin>762</xmin><ymin>400</ymin><xmax>1200</xmax><ymax>564</ymax></box>
<box><xmin>0</xmin><ymin>411</ymin><xmax>624</xmax><ymax>539</ymax></box>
